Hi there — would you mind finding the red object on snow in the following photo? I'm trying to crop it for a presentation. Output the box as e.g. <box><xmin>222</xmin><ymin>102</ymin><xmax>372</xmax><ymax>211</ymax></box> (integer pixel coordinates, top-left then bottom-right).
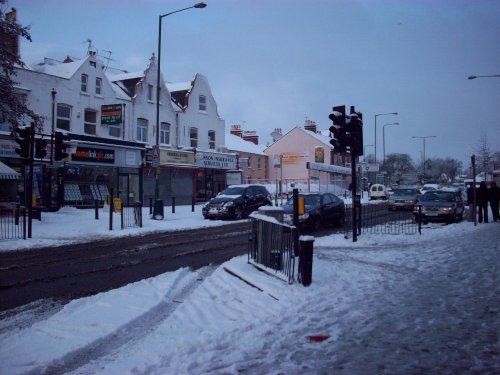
<box><xmin>306</xmin><ymin>334</ymin><xmax>331</xmax><ymax>342</ymax></box>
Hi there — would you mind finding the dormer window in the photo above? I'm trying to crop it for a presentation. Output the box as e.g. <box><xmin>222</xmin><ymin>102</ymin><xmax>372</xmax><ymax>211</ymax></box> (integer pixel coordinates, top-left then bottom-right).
<box><xmin>199</xmin><ymin>95</ymin><xmax>206</xmax><ymax>111</ymax></box>
<box><xmin>148</xmin><ymin>84</ymin><xmax>153</xmax><ymax>101</ymax></box>
<box><xmin>95</xmin><ymin>77</ymin><xmax>102</xmax><ymax>95</ymax></box>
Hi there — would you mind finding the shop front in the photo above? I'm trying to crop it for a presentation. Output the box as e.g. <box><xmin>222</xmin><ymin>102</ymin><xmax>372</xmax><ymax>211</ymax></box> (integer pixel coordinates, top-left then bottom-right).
<box><xmin>60</xmin><ymin>135</ymin><xmax>144</xmax><ymax>208</ymax></box>
<box><xmin>195</xmin><ymin>150</ymin><xmax>238</xmax><ymax>202</ymax></box>
<box><xmin>143</xmin><ymin>148</ymin><xmax>197</xmax><ymax>206</ymax></box>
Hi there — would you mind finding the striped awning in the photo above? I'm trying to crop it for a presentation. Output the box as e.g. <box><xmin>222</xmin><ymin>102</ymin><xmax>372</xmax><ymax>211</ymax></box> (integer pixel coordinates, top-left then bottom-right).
<box><xmin>0</xmin><ymin>161</ymin><xmax>20</xmax><ymax>180</ymax></box>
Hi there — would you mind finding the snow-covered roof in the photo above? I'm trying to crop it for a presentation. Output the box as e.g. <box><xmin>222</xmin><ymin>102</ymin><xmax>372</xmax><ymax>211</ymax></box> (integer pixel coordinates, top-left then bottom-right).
<box><xmin>31</xmin><ymin>58</ymin><xmax>86</xmax><ymax>79</ymax></box>
<box><xmin>167</xmin><ymin>81</ymin><xmax>192</xmax><ymax>92</ymax></box>
<box><xmin>107</xmin><ymin>71</ymin><xmax>144</xmax><ymax>82</ymax></box>
<box><xmin>225</xmin><ymin>133</ymin><xmax>266</xmax><ymax>155</ymax></box>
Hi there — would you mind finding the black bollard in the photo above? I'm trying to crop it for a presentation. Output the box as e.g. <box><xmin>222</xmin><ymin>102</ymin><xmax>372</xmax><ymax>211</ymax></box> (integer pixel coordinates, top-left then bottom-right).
<box><xmin>299</xmin><ymin>236</ymin><xmax>314</xmax><ymax>286</ymax></box>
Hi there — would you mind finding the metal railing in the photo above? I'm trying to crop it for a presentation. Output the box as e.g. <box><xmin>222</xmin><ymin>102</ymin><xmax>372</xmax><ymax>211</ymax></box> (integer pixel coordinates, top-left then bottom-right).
<box><xmin>248</xmin><ymin>214</ymin><xmax>296</xmax><ymax>283</ymax></box>
<box><xmin>0</xmin><ymin>204</ymin><xmax>26</xmax><ymax>240</ymax></box>
<box><xmin>345</xmin><ymin>202</ymin><xmax>420</xmax><ymax>236</ymax></box>
<box><xmin>121</xmin><ymin>202</ymin><xmax>143</xmax><ymax>230</ymax></box>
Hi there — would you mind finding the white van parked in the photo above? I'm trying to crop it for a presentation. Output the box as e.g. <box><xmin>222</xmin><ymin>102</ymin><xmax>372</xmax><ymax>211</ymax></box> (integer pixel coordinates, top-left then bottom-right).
<box><xmin>369</xmin><ymin>184</ymin><xmax>388</xmax><ymax>200</ymax></box>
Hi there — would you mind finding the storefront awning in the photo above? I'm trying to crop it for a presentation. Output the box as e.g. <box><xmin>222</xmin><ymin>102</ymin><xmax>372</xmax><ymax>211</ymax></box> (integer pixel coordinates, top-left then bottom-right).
<box><xmin>0</xmin><ymin>161</ymin><xmax>20</xmax><ymax>180</ymax></box>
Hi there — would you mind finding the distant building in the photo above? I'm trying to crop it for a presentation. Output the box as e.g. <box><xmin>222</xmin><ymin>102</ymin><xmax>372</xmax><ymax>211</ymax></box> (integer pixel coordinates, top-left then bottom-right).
<box><xmin>264</xmin><ymin>123</ymin><xmax>351</xmax><ymax>194</ymax></box>
<box><xmin>226</xmin><ymin>125</ymin><xmax>268</xmax><ymax>184</ymax></box>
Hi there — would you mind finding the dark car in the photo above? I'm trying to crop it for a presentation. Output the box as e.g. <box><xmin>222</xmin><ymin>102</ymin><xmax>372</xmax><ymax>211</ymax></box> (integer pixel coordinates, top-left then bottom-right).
<box><xmin>413</xmin><ymin>190</ymin><xmax>464</xmax><ymax>224</ymax></box>
<box><xmin>202</xmin><ymin>184</ymin><xmax>272</xmax><ymax>220</ymax></box>
<box><xmin>388</xmin><ymin>187</ymin><xmax>420</xmax><ymax>211</ymax></box>
<box><xmin>282</xmin><ymin>192</ymin><xmax>345</xmax><ymax>231</ymax></box>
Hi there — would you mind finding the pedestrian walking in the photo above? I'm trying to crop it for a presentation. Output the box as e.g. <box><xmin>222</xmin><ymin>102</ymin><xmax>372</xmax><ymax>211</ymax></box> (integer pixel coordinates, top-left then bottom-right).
<box><xmin>466</xmin><ymin>185</ymin><xmax>474</xmax><ymax>222</ymax></box>
<box><xmin>488</xmin><ymin>181</ymin><xmax>499</xmax><ymax>222</ymax></box>
<box><xmin>476</xmin><ymin>181</ymin><xmax>489</xmax><ymax>223</ymax></box>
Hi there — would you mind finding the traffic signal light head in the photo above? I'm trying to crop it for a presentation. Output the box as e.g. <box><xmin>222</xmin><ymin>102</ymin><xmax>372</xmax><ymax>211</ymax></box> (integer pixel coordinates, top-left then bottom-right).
<box><xmin>35</xmin><ymin>138</ymin><xmax>48</xmax><ymax>159</ymax></box>
<box><xmin>14</xmin><ymin>127</ymin><xmax>32</xmax><ymax>159</ymax></box>
<box><xmin>54</xmin><ymin>131</ymin><xmax>70</xmax><ymax>161</ymax></box>
<box><xmin>349</xmin><ymin>112</ymin><xmax>364</xmax><ymax>156</ymax></box>
<box><xmin>329</xmin><ymin>105</ymin><xmax>347</xmax><ymax>153</ymax></box>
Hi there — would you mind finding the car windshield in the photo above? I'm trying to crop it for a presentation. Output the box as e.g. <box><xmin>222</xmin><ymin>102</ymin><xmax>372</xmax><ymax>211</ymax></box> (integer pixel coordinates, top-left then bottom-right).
<box><xmin>220</xmin><ymin>187</ymin><xmax>245</xmax><ymax>196</ymax></box>
<box><xmin>286</xmin><ymin>194</ymin><xmax>321</xmax><ymax>206</ymax></box>
<box><xmin>393</xmin><ymin>189</ymin><xmax>417</xmax><ymax>197</ymax></box>
<box><xmin>422</xmin><ymin>192</ymin><xmax>455</xmax><ymax>202</ymax></box>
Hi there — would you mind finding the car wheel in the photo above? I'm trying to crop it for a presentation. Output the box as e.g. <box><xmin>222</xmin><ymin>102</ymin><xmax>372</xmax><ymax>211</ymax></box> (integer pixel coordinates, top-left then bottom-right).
<box><xmin>234</xmin><ymin>206</ymin><xmax>245</xmax><ymax>220</ymax></box>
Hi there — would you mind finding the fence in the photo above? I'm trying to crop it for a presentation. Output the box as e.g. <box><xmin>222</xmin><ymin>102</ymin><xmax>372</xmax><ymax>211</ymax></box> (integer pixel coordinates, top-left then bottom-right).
<box><xmin>345</xmin><ymin>202</ymin><xmax>420</xmax><ymax>236</ymax></box>
<box><xmin>0</xmin><ymin>205</ymin><xmax>26</xmax><ymax>240</ymax></box>
<box><xmin>121</xmin><ymin>202</ymin><xmax>143</xmax><ymax>230</ymax></box>
<box><xmin>248</xmin><ymin>213</ymin><xmax>296</xmax><ymax>283</ymax></box>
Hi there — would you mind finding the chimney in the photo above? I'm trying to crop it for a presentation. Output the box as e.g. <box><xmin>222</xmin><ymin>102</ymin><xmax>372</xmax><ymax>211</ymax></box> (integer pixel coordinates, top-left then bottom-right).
<box><xmin>0</xmin><ymin>8</ymin><xmax>19</xmax><ymax>58</ymax></box>
<box><xmin>242</xmin><ymin>130</ymin><xmax>259</xmax><ymax>145</ymax></box>
<box><xmin>230</xmin><ymin>124</ymin><xmax>243</xmax><ymax>137</ymax></box>
<box><xmin>304</xmin><ymin>119</ymin><xmax>317</xmax><ymax>133</ymax></box>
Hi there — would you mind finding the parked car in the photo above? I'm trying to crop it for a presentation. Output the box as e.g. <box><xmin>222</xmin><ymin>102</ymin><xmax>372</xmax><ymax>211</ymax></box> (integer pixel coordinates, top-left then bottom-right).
<box><xmin>414</xmin><ymin>190</ymin><xmax>464</xmax><ymax>224</ymax></box>
<box><xmin>202</xmin><ymin>184</ymin><xmax>272</xmax><ymax>220</ymax></box>
<box><xmin>283</xmin><ymin>192</ymin><xmax>345</xmax><ymax>231</ymax></box>
<box><xmin>369</xmin><ymin>184</ymin><xmax>388</xmax><ymax>200</ymax></box>
<box><xmin>388</xmin><ymin>187</ymin><xmax>420</xmax><ymax>210</ymax></box>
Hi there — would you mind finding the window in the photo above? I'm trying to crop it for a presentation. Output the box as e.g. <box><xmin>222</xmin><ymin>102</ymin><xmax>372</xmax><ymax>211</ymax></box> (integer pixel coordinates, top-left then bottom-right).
<box><xmin>95</xmin><ymin>77</ymin><xmax>102</xmax><ymax>95</ymax></box>
<box><xmin>208</xmin><ymin>130</ymin><xmax>215</xmax><ymax>149</ymax></box>
<box><xmin>109</xmin><ymin>124</ymin><xmax>121</xmax><ymax>138</ymax></box>
<box><xmin>56</xmin><ymin>104</ymin><xmax>71</xmax><ymax>130</ymax></box>
<box><xmin>199</xmin><ymin>95</ymin><xmax>206</xmax><ymax>111</ymax></box>
<box><xmin>137</xmin><ymin>118</ymin><xmax>148</xmax><ymax>142</ymax></box>
<box><xmin>81</xmin><ymin>74</ymin><xmax>88</xmax><ymax>93</ymax></box>
<box><xmin>190</xmin><ymin>127</ymin><xmax>198</xmax><ymax>148</ymax></box>
<box><xmin>160</xmin><ymin>122</ymin><xmax>170</xmax><ymax>145</ymax></box>
<box><xmin>257</xmin><ymin>157</ymin><xmax>261</xmax><ymax>169</ymax></box>
<box><xmin>84</xmin><ymin>109</ymin><xmax>97</xmax><ymax>135</ymax></box>
<box><xmin>148</xmin><ymin>84</ymin><xmax>153</xmax><ymax>101</ymax></box>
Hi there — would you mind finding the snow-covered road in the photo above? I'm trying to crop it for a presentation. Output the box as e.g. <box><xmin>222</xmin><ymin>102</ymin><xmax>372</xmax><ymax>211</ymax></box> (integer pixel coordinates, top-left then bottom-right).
<box><xmin>0</xmin><ymin>221</ymin><xmax>498</xmax><ymax>374</ymax></box>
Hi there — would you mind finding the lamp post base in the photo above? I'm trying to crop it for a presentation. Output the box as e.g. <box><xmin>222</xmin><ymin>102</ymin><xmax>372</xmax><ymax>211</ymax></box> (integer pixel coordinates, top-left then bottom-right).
<box><xmin>152</xmin><ymin>199</ymin><xmax>164</xmax><ymax>220</ymax></box>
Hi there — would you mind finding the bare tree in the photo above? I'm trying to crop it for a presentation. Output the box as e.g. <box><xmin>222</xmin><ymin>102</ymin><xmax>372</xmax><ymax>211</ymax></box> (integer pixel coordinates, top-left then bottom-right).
<box><xmin>471</xmin><ymin>132</ymin><xmax>496</xmax><ymax>176</ymax></box>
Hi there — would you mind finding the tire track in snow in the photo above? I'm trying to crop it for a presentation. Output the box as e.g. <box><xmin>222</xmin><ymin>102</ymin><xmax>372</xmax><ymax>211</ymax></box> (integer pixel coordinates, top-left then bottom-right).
<box><xmin>26</xmin><ymin>266</ymin><xmax>216</xmax><ymax>375</ymax></box>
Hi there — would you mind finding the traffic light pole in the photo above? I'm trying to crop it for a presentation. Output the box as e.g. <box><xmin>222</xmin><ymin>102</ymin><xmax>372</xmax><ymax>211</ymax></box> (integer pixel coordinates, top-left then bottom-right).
<box><xmin>351</xmin><ymin>154</ymin><xmax>358</xmax><ymax>242</ymax></box>
<box><xmin>27</xmin><ymin>123</ymin><xmax>34</xmax><ymax>238</ymax></box>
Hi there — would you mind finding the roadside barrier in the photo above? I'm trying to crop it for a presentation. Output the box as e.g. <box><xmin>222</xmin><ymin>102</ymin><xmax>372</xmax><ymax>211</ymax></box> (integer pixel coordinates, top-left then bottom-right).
<box><xmin>0</xmin><ymin>204</ymin><xmax>26</xmax><ymax>240</ymax></box>
<box><xmin>121</xmin><ymin>202</ymin><xmax>143</xmax><ymax>230</ymax></box>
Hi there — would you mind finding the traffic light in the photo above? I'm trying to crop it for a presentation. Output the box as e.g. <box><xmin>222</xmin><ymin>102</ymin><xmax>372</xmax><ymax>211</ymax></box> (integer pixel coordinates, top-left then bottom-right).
<box><xmin>35</xmin><ymin>138</ymin><xmax>48</xmax><ymax>159</ymax></box>
<box><xmin>349</xmin><ymin>112</ymin><xmax>364</xmax><ymax>156</ymax></box>
<box><xmin>329</xmin><ymin>105</ymin><xmax>347</xmax><ymax>152</ymax></box>
<box><xmin>54</xmin><ymin>131</ymin><xmax>70</xmax><ymax>161</ymax></box>
<box><xmin>14</xmin><ymin>127</ymin><xmax>32</xmax><ymax>159</ymax></box>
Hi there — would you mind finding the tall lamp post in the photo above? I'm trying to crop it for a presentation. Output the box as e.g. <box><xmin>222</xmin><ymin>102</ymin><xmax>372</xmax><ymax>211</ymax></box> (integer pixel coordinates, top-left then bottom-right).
<box><xmin>412</xmin><ymin>135</ymin><xmax>436</xmax><ymax>175</ymax></box>
<box><xmin>153</xmin><ymin>2</ymin><xmax>207</xmax><ymax>220</ymax></box>
<box><xmin>382</xmin><ymin>122</ymin><xmax>399</xmax><ymax>164</ymax></box>
<box><xmin>374</xmin><ymin>112</ymin><xmax>398</xmax><ymax>163</ymax></box>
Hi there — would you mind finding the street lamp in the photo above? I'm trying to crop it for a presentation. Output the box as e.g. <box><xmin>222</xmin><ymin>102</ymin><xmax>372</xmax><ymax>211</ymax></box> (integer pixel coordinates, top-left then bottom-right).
<box><xmin>153</xmin><ymin>2</ymin><xmax>207</xmax><ymax>220</ymax></box>
<box><xmin>412</xmin><ymin>135</ymin><xmax>436</xmax><ymax>174</ymax></box>
<box><xmin>468</xmin><ymin>74</ymin><xmax>500</xmax><ymax>80</ymax></box>
<box><xmin>374</xmin><ymin>112</ymin><xmax>398</xmax><ymax>163</ymax></box>
<box><xmin>383</xmin><ymin>122</ymin><xmax>399</xmax><ymax>164</ymax></box>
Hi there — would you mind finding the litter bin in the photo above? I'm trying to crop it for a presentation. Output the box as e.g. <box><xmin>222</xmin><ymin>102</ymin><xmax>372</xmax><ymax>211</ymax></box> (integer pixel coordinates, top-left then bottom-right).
<box><xmin>299</xmin><ymin>236</ymin><xmax>314</xmax><ymax>286</ymax></box>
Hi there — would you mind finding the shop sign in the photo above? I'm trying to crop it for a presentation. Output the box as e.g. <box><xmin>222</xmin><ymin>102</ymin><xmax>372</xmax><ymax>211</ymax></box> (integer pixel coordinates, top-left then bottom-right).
<box><xmin>160</xmin><ymin>149</ymin><xmax>195</xmax><ymax>165</ymax></box>
<box><xmin>0</xmin><ymin>139</ymin><xmax>17</xmax><ymax>157</ymax></box>
<box><xmin>282</xmin><ymin>152</ymin><xmax>307</xmax><ymax>165</ymax></box>
<box><xmin>195</xmin><ymin>151</ymin><xmax>237</xmax><ymax>170</ymax></box>
<box><xmin>72</xmin><ymin>146</ymin><xmax>115</xmax><ymax>164</ymax></box>
<box><xmin>308</xmin><ymin>162</ymin><xmax>351</xmax><ymax>175</ymax></box>
<box><xmin>101</xmin><ymin>104</ymin><xmax>122</xmax><ymax>125</ymax></box>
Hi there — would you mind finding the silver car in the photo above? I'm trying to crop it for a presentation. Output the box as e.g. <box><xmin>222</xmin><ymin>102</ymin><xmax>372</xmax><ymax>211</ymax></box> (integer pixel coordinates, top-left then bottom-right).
<box><xmin>388</xmin><ymin>187</ymin><xmax>420</xmax><ymax>211</ymax></box>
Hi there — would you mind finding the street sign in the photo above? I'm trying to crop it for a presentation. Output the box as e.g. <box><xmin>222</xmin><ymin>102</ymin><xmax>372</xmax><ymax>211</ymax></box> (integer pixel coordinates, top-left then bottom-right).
<box><xmin>152</xmin><ymin>145</ymin><xmax>160</xmax><ymax>168</ymax></box>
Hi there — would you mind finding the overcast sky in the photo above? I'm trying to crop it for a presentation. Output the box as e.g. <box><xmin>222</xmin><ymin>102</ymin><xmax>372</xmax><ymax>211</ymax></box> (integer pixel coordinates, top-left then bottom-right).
<box><xmin>8</xmin><ymin>0</ymin><xmax>500</xmax><ymax>167</ymax></box>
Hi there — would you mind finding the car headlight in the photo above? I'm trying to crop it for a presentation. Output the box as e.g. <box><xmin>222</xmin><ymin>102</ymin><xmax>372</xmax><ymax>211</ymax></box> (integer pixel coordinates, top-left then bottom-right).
<box><xmin>441</xmin><ymin>207</ymin><xmax>453</xmax><ymax>213</ymax></box>
<box><xmin>299</xmin><ymin>213</ymin><xmax>309</xmax><ymax>221</ymax></box>
<box><xmin>223</xmin><ymin>201</ymin><xmax>234</xmax><ymax>207</ymax></box>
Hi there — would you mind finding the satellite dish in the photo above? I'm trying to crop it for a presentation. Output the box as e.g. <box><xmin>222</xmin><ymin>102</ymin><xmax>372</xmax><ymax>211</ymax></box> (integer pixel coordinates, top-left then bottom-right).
<box><xmin>270</xmin><ymin>131</ymin><xmax>282</xmax><ymax>142</ymax></box>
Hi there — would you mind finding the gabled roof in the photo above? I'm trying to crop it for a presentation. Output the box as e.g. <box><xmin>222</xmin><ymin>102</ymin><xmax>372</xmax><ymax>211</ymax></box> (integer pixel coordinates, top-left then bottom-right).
<box><xmin>167</xmin><ymin>81</ymin><xmax>193</xmax><ymax>110</ymax></box>
<box><xmin>265</xmin><ymin>126</ymin><xmax>333</xmax><ymax>151</ymax></box>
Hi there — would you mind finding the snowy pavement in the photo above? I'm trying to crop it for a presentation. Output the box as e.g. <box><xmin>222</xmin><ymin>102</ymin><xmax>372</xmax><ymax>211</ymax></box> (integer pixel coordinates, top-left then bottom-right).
<box><xmin>0</xmin><ymin>206</ymin><xmax>499</xmax><ymax>374</ymax></box>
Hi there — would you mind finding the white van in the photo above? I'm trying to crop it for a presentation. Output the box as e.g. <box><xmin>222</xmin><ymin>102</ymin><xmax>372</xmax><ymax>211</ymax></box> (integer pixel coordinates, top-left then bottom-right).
<box><xmin>369</xmin><ymin>184</ymin><xmax>388</xmax><ymax>200</ymax></box>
